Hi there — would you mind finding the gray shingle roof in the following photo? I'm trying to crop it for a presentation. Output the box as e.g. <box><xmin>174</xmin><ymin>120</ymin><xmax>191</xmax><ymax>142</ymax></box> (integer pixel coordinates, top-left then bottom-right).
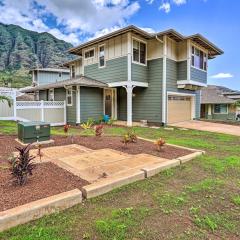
<box><xmin>21</xmin><ymin>76</ymin><xmax>108</xmax><ymax>93</ymax></box>
<box><xmin>201</xmin><ymin>85</ymin><xmax>236</xmax><ymax>104</ymax></box>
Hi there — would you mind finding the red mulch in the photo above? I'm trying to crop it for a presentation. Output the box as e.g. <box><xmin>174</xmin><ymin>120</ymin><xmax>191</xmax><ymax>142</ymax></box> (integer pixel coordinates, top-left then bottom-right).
<box><xmin>0</xmin><ymin>162</ymin><xmax>88</xmax><ymax>212</ymax></box>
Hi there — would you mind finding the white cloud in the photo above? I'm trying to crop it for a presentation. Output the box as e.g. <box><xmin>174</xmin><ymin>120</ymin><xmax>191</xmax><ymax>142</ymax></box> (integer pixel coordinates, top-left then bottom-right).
<box><xmin>210</xmin><ymin>73</ymin><xmax>234</xmax><ymax>79</ymax></box>
<box><xmin>146</xmin><ymin>0</ymin><xmax>155</xmax><ymax>4</ymax></box>
<box><xmin>140</xmin><ymin>27</ymin><xmax>156</xmax><ymax>33</ymax></box>
<box><xmin>173</xmin><ymin>0</ymin><xmax>187</xmax><ymax>5</ymax></box>
<box><xmin>159</xmin><ymin>2</ymin><xmax>171</xmax><ymax>13</ymax></box>
<box><xmin>88</xmin><ymin>26</ymin><xmax>122</xmax><ymax>40</ymax></box>
<box><xmin>0</xmin><ymin>0</ymin><xmax>140</xmax><ymax>45</ymax></box>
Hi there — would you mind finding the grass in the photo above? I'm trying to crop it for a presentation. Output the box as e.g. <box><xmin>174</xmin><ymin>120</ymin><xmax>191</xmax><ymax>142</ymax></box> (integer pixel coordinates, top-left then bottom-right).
<box><xmin>0</xmin><ymin>121</ymin><xmax>240</xmax><ymax>239</ymax></box>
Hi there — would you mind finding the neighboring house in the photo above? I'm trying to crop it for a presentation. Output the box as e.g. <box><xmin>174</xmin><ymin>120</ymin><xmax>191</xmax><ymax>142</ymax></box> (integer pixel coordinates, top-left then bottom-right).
<box><xmin>23</xmin><ymin>25</ymin><xmax>223</xmax><ymax>126</ymax></box>
<box><xmin>201</xmin><ymin>85</ymin><xmax>240</xmax><ymax>121</ymax></box>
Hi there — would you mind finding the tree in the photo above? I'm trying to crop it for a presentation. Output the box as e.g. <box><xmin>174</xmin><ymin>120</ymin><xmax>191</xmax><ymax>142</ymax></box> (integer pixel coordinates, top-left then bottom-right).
<box><xmin>0</xmin><ymin>95</ymin><xmax>12</xmax><ymax>107</ymax></box>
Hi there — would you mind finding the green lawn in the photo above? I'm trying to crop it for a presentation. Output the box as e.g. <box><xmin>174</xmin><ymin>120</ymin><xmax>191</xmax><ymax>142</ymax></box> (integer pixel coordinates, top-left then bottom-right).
<box><xmin>0</xmin><ymin>121</ymin><xmax>240</xmax><ymax>239</ymax></box>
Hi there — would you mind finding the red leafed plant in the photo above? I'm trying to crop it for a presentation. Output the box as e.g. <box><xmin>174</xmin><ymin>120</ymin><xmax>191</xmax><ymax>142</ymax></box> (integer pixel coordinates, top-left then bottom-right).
<box><xmin>95</xmin><ymin>124</ymin><xmax>104</xmax><ymax>137</ymax></box>
<box><xmin>154</xmin><ymin>138</ymin><xmax>166</xmax><ymax>152</ymax></box>
<box><xmin>64</xmin><ymin>124</ymin><xmax>70</xmax><ymax>134</ymax></box>
<box><xmin>9</xmin><ymin>144</ymin><xmax>35</xmax><ymax>186</ymax></box>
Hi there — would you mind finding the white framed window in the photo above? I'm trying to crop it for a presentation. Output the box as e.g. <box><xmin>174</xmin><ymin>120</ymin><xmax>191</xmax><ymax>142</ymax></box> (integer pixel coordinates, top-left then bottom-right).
<box><xmin>191</xmin><ymin>46</ymin><xmax>207</xmax><ymax>71</ymax></box>
<box><xmin>214</xmin><ymin>104</ymin><xmax>228</xmax><ymax>114</ymax></box>
<box><xmin>66</xmin><ymin>87</ymin><xmax>73</xmax><ymax>106</ymax></box>
<box><xmin>132</xmin><ymin>38</ymin><xmax>147</xmax><ymax>65</ymax></box>
<box><xmin>99</xmin><ymin>44</ymin><xmax>105</xmax><ymax>68</ymax></box>
<box><xmin>71</xmin><ymin>65</ymin><xmax>75</xmax><ymax>79</ymax></box>
<box><xmin>48</xmin><ymin>88</ymin><xmax>54</xmax><ymax>101</ymax></box>
<box><xmin>84</xmin><ymin>48</ymin><xmax>95</xmax><ymax>59</ymax></box>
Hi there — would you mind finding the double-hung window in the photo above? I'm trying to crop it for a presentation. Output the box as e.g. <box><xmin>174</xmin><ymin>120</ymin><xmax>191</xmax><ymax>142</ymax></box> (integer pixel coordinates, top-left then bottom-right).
<box><xmin>71</xmin><ymin>65</ymin><xmax>75</xmax><ymax>79</ymax></box>
<box><xmin>48</xmin><ymin>89</ymin><xmax>54</xmax><ymax>101</ymax></box>
<box><xmin>214</xmin><ymin>104</ymin><xmax>228</xmax><ymax>114</ymax></box>
<box><xmin>66</xmin><ymin>87</ymin><xmax>73</xmax><ymax>106</ymax></box>
<box><xmin>99</xmin><ymin>45</ymin><xmax>105</xmax><ymax>67</ymax></box>
<box><xmin>84</xmin><ymin>49</ymin><xmax>95</xmax><ymax>59</ymax></box>
<box><xmin>133</xmin><ymin>39</ymin><xmax>146</xmax><ymax>65</ymax></box>
<box><xmin>191</xmin><ymin>46</ymin><xmax>207</xmax><ymax>71</ymax></box>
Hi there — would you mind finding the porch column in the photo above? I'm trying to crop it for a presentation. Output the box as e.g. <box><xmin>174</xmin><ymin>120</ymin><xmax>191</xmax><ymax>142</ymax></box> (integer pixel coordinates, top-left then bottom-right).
<box><xmin>76</xmin><ymin>86</ymin><xmax>80</xmax><ymax>124</ymax></box>
<box><xmin>126</xmin><ymin>85</ymin><xmax>133</xmax><ymax>127</ymax></box>
<box><xmin>207</xmin><ymin>104</ymin><xmax>212</xmax><ymax>119</ymax></box>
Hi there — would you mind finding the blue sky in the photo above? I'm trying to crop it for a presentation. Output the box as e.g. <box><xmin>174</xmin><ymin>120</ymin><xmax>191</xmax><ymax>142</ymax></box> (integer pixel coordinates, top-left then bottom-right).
<box><xmin>0</xmin><ymin>0</ymin><xmax>239</xmax><ymax>89</ymax></box>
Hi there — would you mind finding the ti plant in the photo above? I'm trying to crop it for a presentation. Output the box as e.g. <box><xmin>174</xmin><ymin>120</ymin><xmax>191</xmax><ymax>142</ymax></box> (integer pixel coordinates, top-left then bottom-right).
<box><xmin>154</xmin><ymin>138</ymin><xmax>166</xmax><ymax>152</ymax></box>
<box><xmin>9</xmin><ymin>144</ymin><xmax>35</xmax><ymax>186</ymax></box>
<box><xmin>0</xmin><ymin>95</ymin><xmax>12</xmax><ymax>107</ymax></box>
<box><xmin>63</xmin><ymin>124</ymin><xmax>70</xmax><ymax>134</ymax></box>
<box><xmin>95</xmin><ymin>124</ymin><xmax>104</xmax><ymax>137</ymax></box>
<box><xmin>121</xmin><ymin>134</ymin><xmax>131</xmax><ymax>147</ymax></box>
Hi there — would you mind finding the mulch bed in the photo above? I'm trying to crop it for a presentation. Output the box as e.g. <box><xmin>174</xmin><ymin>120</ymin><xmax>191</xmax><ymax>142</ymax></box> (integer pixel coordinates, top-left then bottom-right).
<box><xmin>0</xmin><ymin>134</ymin><xmax>192</xmax><ymax>212</ymax></box>
<box><xmin>0</xmin><ymin>162</ymin><xmax>88</xmax><ymax>212</ymax></box>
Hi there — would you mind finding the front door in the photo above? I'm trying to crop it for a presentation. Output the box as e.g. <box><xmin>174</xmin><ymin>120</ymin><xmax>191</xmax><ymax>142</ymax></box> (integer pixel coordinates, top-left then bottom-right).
<box><xmin>104</xmin><ymin>89</ymin><xmax>117</xmax><ymax>119</ymax></box>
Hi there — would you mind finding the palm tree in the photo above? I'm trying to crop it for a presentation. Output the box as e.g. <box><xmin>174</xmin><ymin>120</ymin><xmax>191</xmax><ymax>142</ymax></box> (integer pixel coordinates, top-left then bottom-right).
<box><xmin>0</xmin><ymin>95</ymin><xmax>12</xmax><ymax>107</ymax></box>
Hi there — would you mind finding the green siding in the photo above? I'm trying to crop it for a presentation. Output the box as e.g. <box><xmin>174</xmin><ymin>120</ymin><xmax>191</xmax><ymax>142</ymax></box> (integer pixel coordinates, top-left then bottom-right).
<box><xmin>54</xmin><ymin>88</ymin><xmax>66</xmax><ymax>101</ymax></box>
<box><xmin>132</xmin><ymin>63</ymin><xmax>148</xmax><ymax>83</ymax></box>
<box><xmin>166</xmin><ymin>59</ymin><xmax>200</xmax><ymax>119</ymax></box>
<box><xmin>37</xmin><ymin>72</ymin><xmax>69</xmax><ymax>86</ymax></box>
<box><xmin>191</xmin><ymin>67</ymin><xmax>207</xmax><ymax>84</ymax></box>
<box><xmin>39</xmin><ymin>90</ymin><xmax>47</xmax><ymax>100</ymax></box>
<box><xmin>177</xmin><ymin>61</ymin><xmax>187</xmax><ymax>80</ymax></box>
<box><xmin>118</xmin><ymin>58</ymin><xmax>163</xmax><ymax>123</ymax></box>
<box><xmin>80</xmin><ymin>87</ymin><xmax>103</xmax><ymax>122</ymax></box>
<box><xmin>84</xmin><ymin>56</ymin><xmax>128</xmax><ymax>84</ymax></box>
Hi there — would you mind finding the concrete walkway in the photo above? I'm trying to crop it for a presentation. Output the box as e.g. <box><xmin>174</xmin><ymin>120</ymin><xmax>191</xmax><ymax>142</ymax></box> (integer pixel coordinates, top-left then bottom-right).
<box><xmin>171</xmin><ymin>120</ymin><xmax>240</xmax><ymax>136</ymax></box>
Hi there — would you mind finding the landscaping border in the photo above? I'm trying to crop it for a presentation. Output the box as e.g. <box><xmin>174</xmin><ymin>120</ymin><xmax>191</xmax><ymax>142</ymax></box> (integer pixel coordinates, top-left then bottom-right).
<box><xmin>0</xmin><ymin>189</ymin><xmax>82</xmax><ymax>232</ymax></box>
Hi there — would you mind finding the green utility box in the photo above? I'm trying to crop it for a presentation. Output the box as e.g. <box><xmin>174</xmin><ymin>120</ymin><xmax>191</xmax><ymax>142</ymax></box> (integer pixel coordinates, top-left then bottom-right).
<box><xmin>18</xmin><ymin>122</ymin><xmax>50</xmax><ymax>144</ymax></box>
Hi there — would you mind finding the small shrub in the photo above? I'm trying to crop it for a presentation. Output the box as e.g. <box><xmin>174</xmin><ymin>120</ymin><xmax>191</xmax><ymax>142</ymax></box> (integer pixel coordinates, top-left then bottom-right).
<box><xmin>63</xmin><ymin>124</ymin><xmax>70</xmax><ymax>134</ymax></box>
<box><xmin>95</xmin><ymin>124</ymin><xmax>104</xmax><ymax>137</ymax></box>
<box><xmin>9</xmin><ymin>144</ymin><xmax>35</xmax><ymax>185</ymax></box>
<box><xmin>232</xmin><ymin>195</ymin><xmax>240</xmax><ymax>206</ymax></box>
<box><xmin>81</xmin><ymin>118</ymin><xmax>94</xmax><ymax>129</ymax></box>
<box><xmin>121</xmin><ymin>134</ymin><xmax>131</xmax><ymax>147</ymax></box>
<box><xmin>107</xmin><ymin>118</ymin><xmax>116</xmax><ymax>126</ymax></box>
<box><xmin>128</xmin><ymin>130</ymin><xmax>137</xmax><ymax>143</ymax></box>
<box><xmin>154</xmin><ymin>138</ymin><xmax>166</xmax><ymax>151</ymax></box>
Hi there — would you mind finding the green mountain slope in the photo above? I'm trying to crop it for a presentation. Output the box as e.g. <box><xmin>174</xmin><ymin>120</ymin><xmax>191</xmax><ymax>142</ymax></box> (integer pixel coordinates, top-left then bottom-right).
<box><xmin>0</xmin><ymin>23</ymin><xmax>74</xmax><ymax>88</ymax></box>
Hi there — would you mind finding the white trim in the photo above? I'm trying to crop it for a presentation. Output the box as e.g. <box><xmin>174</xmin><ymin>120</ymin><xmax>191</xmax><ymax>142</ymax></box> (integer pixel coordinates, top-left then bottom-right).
<box><xmin>166</xmin><ymin>91</ymin><xmax>196</xmax><ymax>123</ymax></box>
<box><xmin>48</xmin><ymin>88</ymin><xmax>54</xmax><ymax>101</ymax></box>
<box><xmin>191</xmin><ymin>45</ymin><xmax>208</xmax><ymax>71</ymax></box>
<box><xmin>76</xmin><ymin>86</ymin><xmax>80</xmax><ymax>124</ymax></box>
<box><xmin>103</xmin><ymin>88</ymin><xmax>117</xmax><ymax>119</ymax></box>
<box><xmin>213</xmin><ymin>104</ymin><xmax>229</xmax><ymax>114</ymax></box>
<box><xmin>177</xmin><ymin>80</ymin><xmax>207</xmax><ymax>87</ymax></box>
<box><xmin>132</xmin><ymin>36</ymin><xmax>147</xmax><ymax>66</ymax></box>
<box><xmin>108</xmin><ymin>81</ymin><xmax>148</xmax><ymax>88</ymax></box>
<box><xmin>191</xmin><ymin>65</ymin><xmax>207</xmax><ymax>73</ymax></box>
<box><xmin>66</xmin><ymin>86</ymin><xmax>73</xmax><ymax>107</ymax></box>
<box><xmin>162</xmin><ymin>35</ymin><xmax>167</xmax><ymax>124</ymax></box>
<box><xmin>127</xmin><ymin>32</ymin><xmax>132</xmax><ymax>82</ymax></box>
<box><xmin>98</xmin><ymin>44</ymin><xmax>106</xmax><ymax>68</ymax></box>
<box><xmin>187</xmin><ymin>39</ymin><xmax>191</xmax><ymax>81</ymax></box>
<box><xmin>83</xmin><ymin>47</ymin><xmax>95</xmax><ymax>60</ymax></box>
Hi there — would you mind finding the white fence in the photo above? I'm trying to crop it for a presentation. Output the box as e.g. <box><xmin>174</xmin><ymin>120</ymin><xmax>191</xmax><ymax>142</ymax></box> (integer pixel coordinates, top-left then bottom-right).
<box><xmin>0</xmin><ymin>90</ymin><xmax>66</xmax><ymax>126</ymax></box>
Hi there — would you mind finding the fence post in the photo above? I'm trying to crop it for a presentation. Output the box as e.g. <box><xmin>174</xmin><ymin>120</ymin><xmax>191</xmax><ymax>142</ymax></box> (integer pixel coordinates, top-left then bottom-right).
<box><xmin>63</xmin><ymin>100</ymin><xmax>67</xmax><ymax>124</ymax></box>
<box><xmin>41</xmin><ymin>100</ymin><xmax>44</xmax><ymax>122</ymax></box>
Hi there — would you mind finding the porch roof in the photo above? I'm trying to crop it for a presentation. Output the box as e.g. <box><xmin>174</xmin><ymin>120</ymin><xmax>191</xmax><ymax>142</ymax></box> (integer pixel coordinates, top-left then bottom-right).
<box><xmin>21</xmin><ymin>76</ymin><xmax>108</xmax><ymax>93</ymax></box>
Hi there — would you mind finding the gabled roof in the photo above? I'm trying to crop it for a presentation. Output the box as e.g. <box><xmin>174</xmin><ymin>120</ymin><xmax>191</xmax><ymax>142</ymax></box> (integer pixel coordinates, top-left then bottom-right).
<box><xmin>21</xmin><ymin>76</ymin><xmax>107</xmax><ymax>93</ymax></box>
<box><xmin>68</xmin><ymin>25</ymin><xmax>223</xmax><ymax>59</ymax></box>
<box><xmin>201</xmin><ymin>85</ymin><xmax>236</xmax><ymax>104</ymax></box>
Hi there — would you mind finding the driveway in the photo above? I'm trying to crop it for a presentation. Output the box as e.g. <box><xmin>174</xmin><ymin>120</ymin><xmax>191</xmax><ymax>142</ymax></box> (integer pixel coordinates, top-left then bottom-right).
<box><xmin>171</xmin><ymin>120</ymin><xmax>240</xmax><ymax>136</ymax></box>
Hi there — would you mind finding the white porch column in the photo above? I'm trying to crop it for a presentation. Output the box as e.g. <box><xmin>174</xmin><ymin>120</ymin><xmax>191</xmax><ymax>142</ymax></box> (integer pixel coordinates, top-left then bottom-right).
<box><xmin>162</xmin><ymin>35</ymin><xmax>167</xmax><ymax>125</ymax></box>
<box><xmin>208</xmin><ymin>104</ymin><xmax>212</xmax><ymax>115</ymax></box>
<box><xmin>125</xmin><ymin>85</ymin><xmax>133</xmax><ymax>127</ymax></box>
<box><xmin>76</xmin><ymin>86</ymin><xmax>80</xmax><ymax>124</ymax></box>
<box><xmin>40</xmin><ymin>100</ymin><xmax>44</xmax><ymax>122</ymax></box>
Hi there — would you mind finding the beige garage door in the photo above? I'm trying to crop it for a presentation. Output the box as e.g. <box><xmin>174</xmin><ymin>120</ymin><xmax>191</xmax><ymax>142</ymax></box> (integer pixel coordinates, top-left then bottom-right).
<box><xmin>168</xmin><ymin>95</ymin><xmax>192</xmax><ymax>124</ymax></box>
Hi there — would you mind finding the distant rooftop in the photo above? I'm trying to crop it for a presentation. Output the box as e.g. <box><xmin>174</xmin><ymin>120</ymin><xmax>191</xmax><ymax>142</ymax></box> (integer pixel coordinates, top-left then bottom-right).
<box><xmin>29</xmin><ymin>68</ymin><xmax>70</xmax><ymax>73</ymax></box>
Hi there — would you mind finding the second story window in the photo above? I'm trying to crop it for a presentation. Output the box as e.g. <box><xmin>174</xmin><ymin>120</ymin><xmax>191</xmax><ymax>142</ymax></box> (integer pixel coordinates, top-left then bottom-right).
<box><xmin>71</xmin><ymin>65</ymin><xmax>75</xmax><ymax>79</ymax></box>
<box><xmin>191</xmin><ymin>46</ymin><xmax>207</xmax><ymax>71</ymax></box>
<box><xmin>133</xmin><ymin>39</ymin><xmax>146</xmax><ymax>65</ymax></box>
<box><xmin>99</xmin><ymin>45</ymin><xmax>105</xmax><ymax>67</ymax></box>
<box><xmin>84</xmin><ymin>49</ymin><xmax>95</xmax><ymax>59</ymax></box>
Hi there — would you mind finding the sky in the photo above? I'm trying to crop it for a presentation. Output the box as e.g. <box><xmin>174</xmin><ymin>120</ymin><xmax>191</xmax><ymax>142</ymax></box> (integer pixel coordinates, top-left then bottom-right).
<box><xmin>0</xmin><ymin>0</ymin><xmax>239</xmax><ymax>89</ymax></box>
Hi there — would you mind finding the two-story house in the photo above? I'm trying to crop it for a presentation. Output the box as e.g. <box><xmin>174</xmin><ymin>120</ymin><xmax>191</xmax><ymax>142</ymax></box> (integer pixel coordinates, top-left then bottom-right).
<box><xmin>23</xmin><ymin>25</ymin><xmax>223</xmax><ymax>126</ymax></box>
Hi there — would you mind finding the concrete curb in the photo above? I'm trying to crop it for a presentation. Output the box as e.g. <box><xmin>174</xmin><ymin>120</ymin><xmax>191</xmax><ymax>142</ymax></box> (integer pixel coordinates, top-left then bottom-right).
<box><xmin>0</xmin><ymin>189</ymin><xmax>82</xmax><ymax>232</ymax></box>
<box><xmin>176</xmin><ymin>151</ymin><xmax>204</xmax><ymax>164</ymax></box>
<box><xmin>82</xmin><ymin>170</ymin><xmax>145</xmax><ymax>199</ymax></box>
<box><xmin>141</xmin><ymin>159</ymin><xmax>180</xmax><ymax>178</ymax></box>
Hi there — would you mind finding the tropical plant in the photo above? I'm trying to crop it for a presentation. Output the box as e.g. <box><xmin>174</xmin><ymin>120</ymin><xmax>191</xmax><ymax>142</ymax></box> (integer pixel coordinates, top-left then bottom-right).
<box><xmin>106</xmin><ymin>118</ymin><xmax>116</xmax><ymax>126</ymax></box>
<box><xmin>9</xmin><ymin>144</ymin><xmax>35</xmax><ymax>185</ymax></box>
<box><xmin>121</xmin><ymin>134</ymin><xmax>131</xmax><ymax>147</ymax></box>
<box><xmin>128</xmin><ymin>130</ymin><xmax>137</xmax><ymax>143</ymax></box>
<box><xmin>63</xmin><ymin>124</ymin><xmax>70</xmax><ymax>134</ymax></box>
<box><xmin>234</xmin><ymin>100</ymin><xmax>240</xmax><ymax>107</ymax></box>
<box><xmin>95</xmin><ymin>124</ymin><xmax>104</xmax><ymax>137</ymax></box>
<box><xmin>0</xmin><ymin>95</ymin><xmax>12</xmax><ymax>107</ymax></box>
<box><xmin>154</xmin><ymin>138</ymin><xmax>166</xmax><ymax>152</ymax></box>
<box><xmin>81</xmin><ymin>118</ymin><xmax>94</xmax><ymax>129</ymax></box>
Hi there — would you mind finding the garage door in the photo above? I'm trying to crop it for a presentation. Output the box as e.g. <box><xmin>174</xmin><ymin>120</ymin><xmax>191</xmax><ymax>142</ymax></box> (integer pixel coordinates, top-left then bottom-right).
<box><xmin>168</xmin><ymin>95</ymin><xmax>192</xmax><ymax>124</ymax></box>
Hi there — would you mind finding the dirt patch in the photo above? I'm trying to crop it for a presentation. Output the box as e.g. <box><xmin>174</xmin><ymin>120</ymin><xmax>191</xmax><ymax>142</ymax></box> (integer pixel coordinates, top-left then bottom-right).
<box><xmin>0</xmin><ymin>162</ymin><xmax>88</xmax><ymax>212</ymax></box>
<box><xmin>50</xmin><ymin>135</ymin><xmax>192</xmax><ymax>159</ymax></box>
